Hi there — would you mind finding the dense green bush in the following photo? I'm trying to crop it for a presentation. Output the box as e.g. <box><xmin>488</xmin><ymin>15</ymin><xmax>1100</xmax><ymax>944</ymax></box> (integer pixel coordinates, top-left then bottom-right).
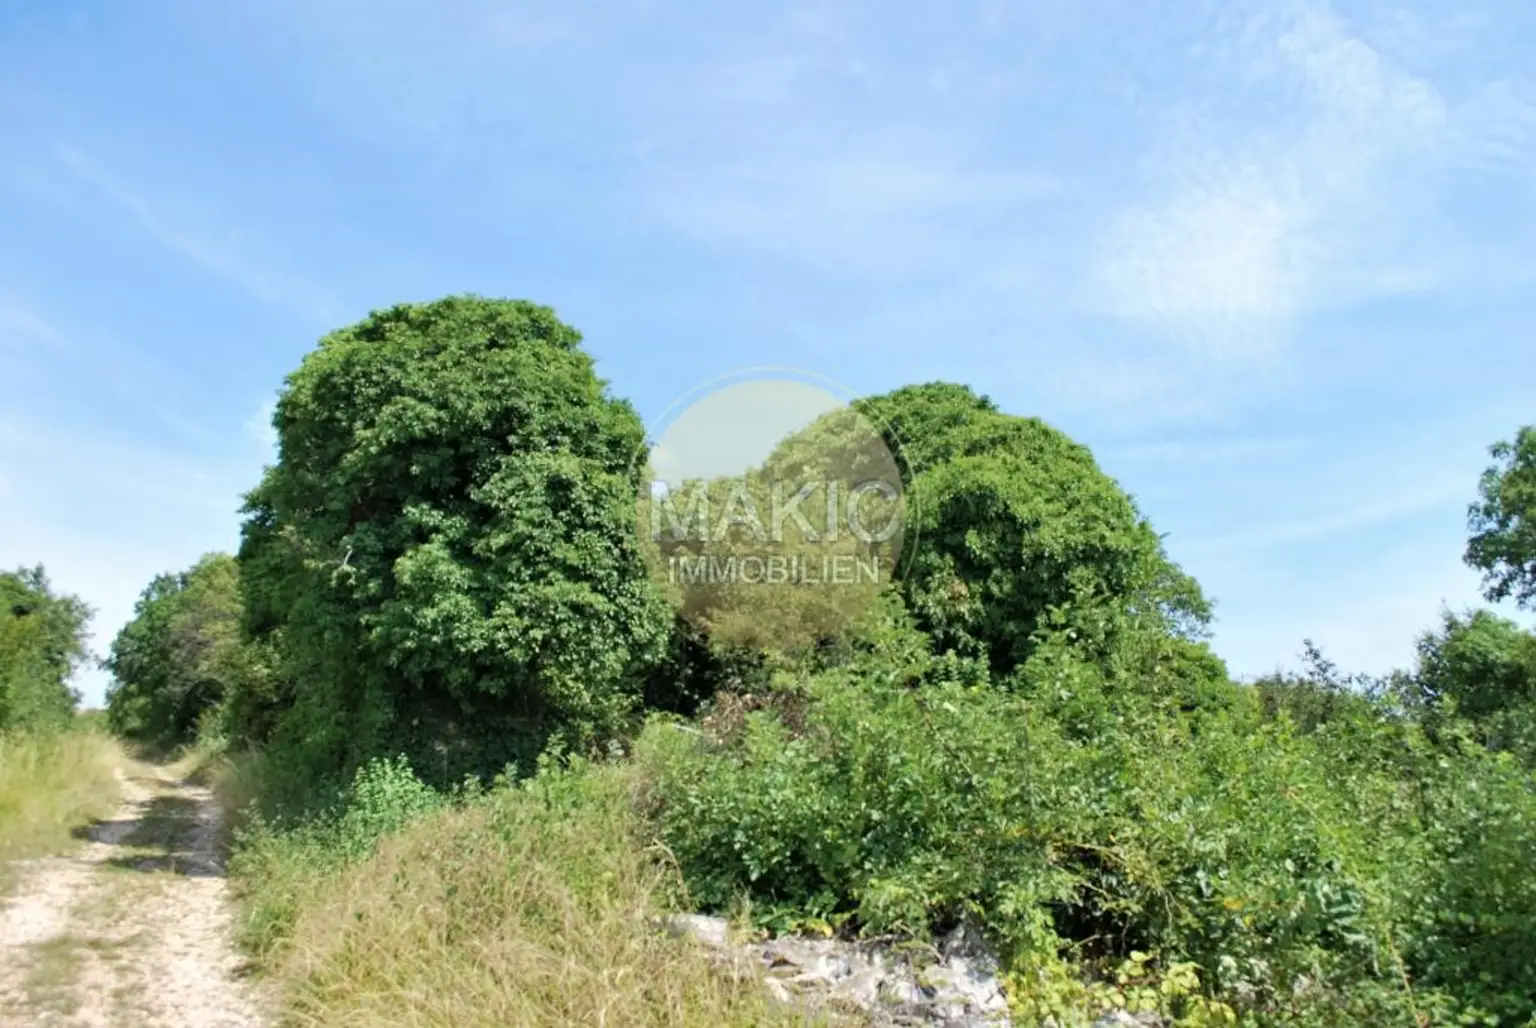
<box><xmin>236</xmin><ymin>295</ymin><xmax>671</xmax><ymax>793</ymax></box>
<box><xmin>229</xmin><ymin>753</ymin><xmax>446</xmax><ymax>953</ymax></box>
<box><xmin>855</xmin><ymin>383</ymin><xmax>1214</xmax><ymax>678</ymax></box>
<box><xmin>1404</xmin><ymin>732</ymin><xmax>1536</xmax><ymax>1025</ymax></box>
<box><xmin>0</xmin><ymin>567</ymin><xmax>90</xmax><ymax>733</ymax></box>
<box><xmin>636</xmin><ymin>591</ymin><xmax>1535</xmax><ymax>1023</ymax></box>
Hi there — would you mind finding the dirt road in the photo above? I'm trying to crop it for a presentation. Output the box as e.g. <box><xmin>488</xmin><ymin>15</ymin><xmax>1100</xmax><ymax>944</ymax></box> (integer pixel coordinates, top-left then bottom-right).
<box><xmin>0</xmin><ymin>761</ymin><xmax>270</xmax><ymax>1027</ymax></box>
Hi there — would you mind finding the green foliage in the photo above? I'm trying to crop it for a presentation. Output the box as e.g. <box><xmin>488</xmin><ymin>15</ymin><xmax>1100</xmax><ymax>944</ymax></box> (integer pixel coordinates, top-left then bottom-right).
<box><xmin>329</xmin><ymin>754</ymin><xmax>444</xmax><ymax>861</ymax></box>
<box><xmin>1006</xmin><ymin>950</ymin><xmax>1238</xmax><ymax>1026</ymax></box>
<box><xmin>0</xmin><ymin>567</ymin><xmax>90</xmax><ymax>734</ymax></box>
<box><xmin>1247</xmin><ymin>641</ymin><xmax>1387</xmax><ymax>736</ymax></box>
<box><xmin>854</xmin><ymin>383</ymin><xmax>1212</xmax><ymax>678</ymax></box>
<box><xmin>639</xmin><ymin>402</ymin><xmax>904</xmax><ymax>656</ymax></box>
<box><xmin>236</xmin><ymin>295</ymin><xmax>671</xmax><ymax>788</ymax></box>
<box><xmin>103</xmin><ymin>553</ymin><xmax>264</xmax><ymax>748</ymax></box>
<box><xmin>1404</xmin><ymin>736</ymin><xmax>1536</xmax><ymax>1025</ymax></box>
<box><xmin>638</xmin><ymin>593</ymin><xmax>1536</xmax><ymax>1023</ymax></box>
<box><xmin>1414</xmin><ymin>610</ymin><xmax>1536</xmax><ymax>712</ymax></box>
<box><xmin>1467</xmin><ymin>426</ymin><xmax>1536</xmax><ymax>610</ymax></box>
<box><xmin>229</xmin><ymin>753</ymin><xmax>443</xmax><ymax>953</ymax></box>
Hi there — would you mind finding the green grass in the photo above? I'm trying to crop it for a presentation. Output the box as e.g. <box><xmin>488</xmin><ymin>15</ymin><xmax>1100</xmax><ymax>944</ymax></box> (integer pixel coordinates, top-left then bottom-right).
<box><xmin>0</xmin><ymin>726</ymin><xmax>122</xmax><ymax>887</ymax></box>
<box><xmin>227</xmin><ymin>756</ymin><xmax>830</xmax><ymax>1028</ymax></box>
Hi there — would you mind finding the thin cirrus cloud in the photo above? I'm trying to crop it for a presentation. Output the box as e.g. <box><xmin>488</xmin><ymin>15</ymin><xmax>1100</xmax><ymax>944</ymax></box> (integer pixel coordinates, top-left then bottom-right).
<box><xmin>1096</xmin><ymin>2</ymin><xmax>1454</xmax><ymax>352</ymax></box>
<box><xmin>650</xmin><ymin>148</ymin><xmax>1061</xmax><ymax>279</ymax></box>
<box><xmin>53</xmin><ymin>146</ymin><xmax>348</xmax><ymax>327</ymax></box>
<box><xmin>1182</xmin><ymin>475</ymin><xmax>1473</xmax><ymax>558</ymax></box>
<box><xmin>0</xmin><ymin>294</ymin><xmax>212</xmax><ymax>443</ymax></box>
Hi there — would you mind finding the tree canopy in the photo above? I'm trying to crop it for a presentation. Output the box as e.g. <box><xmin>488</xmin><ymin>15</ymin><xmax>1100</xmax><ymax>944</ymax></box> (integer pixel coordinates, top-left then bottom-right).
<box><xmin>0</xmin><ymin>567</ymin><xmax>90</xmax><ymax>732</ymax></box>
<box><xmin>104</xmin><ymin>553</ymin><xmax>256</xmax><ymax>747</ymax></box>
<box><xmin>66</xmin><ymin>298</ymin><xmax>1536</xmax><ymax>1025</ymax></box>
<box><xmin>1467</xmin><ymin>425</ymin><xmax>1536</xmax><ymax>609</ymax></box>
<box><xmin>236</xmin><ymin>295</ymin><xmax>671</xmax><ymax>786</ymax></box>
<box><xmin>855</xmin><ymin>382</ymin><xmax>1214</xmax><ymax>678</ymax></box>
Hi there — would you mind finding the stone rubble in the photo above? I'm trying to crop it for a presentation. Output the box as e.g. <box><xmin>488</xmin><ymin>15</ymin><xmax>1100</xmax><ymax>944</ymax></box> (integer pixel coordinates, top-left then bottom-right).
<box><xmin>665</xmin><ymin>914</ymin><xmax>1012</xmax><ymax>1026</ymax></box>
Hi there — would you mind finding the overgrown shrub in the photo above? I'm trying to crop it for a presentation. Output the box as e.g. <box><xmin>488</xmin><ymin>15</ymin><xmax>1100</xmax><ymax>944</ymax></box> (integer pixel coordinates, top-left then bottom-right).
<box><xmin>854</xmin><ymin>383</ymin><xmax>1213</xmax><ymax>678</ymax></box>
<box><xmin>1466</xmin><ymin>425</ymin><xmax>1536</xmax><ymax>610</ymax></box>
<box><xmin>229</xmin><ymin>753</ymin><xmax>444</xmax><ymax>952</ymax></box>
<box><xmin>171</xmin><ymin>361</ymin><xmax>1535</xmax><ymax>1026</ymax></box>
<box><xmin>637</xmin><ymin>598</ymin><xmax>1534</xmax><ymax>1023</ymax></box>
<box><xmin>1405</xmin><ymin>609</ymin><xmax>1536</xmax><ymax>765</ymax></box>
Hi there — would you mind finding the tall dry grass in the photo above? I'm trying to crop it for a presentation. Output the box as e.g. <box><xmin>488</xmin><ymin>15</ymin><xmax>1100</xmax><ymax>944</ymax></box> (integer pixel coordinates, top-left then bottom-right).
<box><xmin>0</xmin><ymin>725</ymin><xmax>122</xmax><ymax>871</ymax></box>
<box><xmin>231</xmin><ymin>758</ymin><xmax>827</xmax><ymax>1027</ymax></box>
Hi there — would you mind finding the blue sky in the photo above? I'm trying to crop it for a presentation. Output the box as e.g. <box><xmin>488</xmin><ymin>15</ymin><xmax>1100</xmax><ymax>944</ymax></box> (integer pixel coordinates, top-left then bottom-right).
<box><xmin>2</xmin><ymin>0</ymin><xmax>1532</xmax><ymax>707</ymax></box>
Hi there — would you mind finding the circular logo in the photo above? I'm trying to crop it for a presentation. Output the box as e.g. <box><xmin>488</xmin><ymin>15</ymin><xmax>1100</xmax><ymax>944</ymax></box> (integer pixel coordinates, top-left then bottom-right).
<box><xmin>634</xmin><ymin>369</ymin><xmax>911</xmax><ymax>652</ymax></box>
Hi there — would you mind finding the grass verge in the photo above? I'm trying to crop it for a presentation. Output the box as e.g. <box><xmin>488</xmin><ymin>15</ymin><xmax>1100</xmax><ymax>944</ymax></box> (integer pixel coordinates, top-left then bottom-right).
<box><xmin>0</xmin><ymin>726</ymin><xmax>122</xmax><ymax>885</ymax></box>
<box><xmin>227</xmin><ymin>756</ymin><xmax>822</xmax><ymax>1027</ymax></box>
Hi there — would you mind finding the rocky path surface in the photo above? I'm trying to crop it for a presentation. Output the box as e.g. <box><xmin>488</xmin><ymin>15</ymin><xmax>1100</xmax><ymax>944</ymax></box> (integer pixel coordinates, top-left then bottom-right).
<box><xmin>0</xmin><ymin>761</ymin><xmax>270</xmax><ymax>1027</ymax></box>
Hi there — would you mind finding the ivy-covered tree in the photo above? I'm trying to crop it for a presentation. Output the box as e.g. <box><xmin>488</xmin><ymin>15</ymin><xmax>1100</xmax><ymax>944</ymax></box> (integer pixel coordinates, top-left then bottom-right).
<box><xmin>854</xmin><ymin>382</ymin><xmax>1215</xmax><ymax>678</ymax></box>
<box><xmin>0</xmin><ymin>567</ymin><xmax>91</xmax><ymax>733</ymax></box>
<box><xmin>1467</xmin><ymin>425</ymin><xmax>1536</xmax><ymax>610</ymax></box>
<box><xmin>237</xmin><ymin>295</ymin><xmax>670</xmax><ymax>786</ymax></box>
<box><xmin>104</xmin><ymin>553</ymin><xmax>256</xmax><ymax>747</ymax></box>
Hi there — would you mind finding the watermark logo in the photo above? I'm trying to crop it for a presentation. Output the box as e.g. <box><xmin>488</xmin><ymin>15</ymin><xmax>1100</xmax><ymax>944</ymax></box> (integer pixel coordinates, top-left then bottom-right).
<box><xmin>634</xmin><ymin>370</ymin><xmax>910</xmax><ymax>651</ymax></box>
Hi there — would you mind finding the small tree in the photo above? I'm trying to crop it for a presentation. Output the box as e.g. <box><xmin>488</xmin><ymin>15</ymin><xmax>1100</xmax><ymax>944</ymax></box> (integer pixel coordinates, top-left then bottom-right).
<box><xmin>0</xmin><ymin>567</ymin><xmax>91</xmax><ymax>733</ymax></box>
<box><xmin>1467</xmin><ymin>426</ymin><xmax>1536</xmax><ymax>609</ymax></box>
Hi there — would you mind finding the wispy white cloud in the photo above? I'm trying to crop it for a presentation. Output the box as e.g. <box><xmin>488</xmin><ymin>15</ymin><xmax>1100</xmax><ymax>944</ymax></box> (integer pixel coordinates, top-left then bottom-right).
<box><xmin>53</xmin><ymin>146</ymin><xmax>347</xmax><ymax>325</ymax></box>
<box><xmin>1185</xmin><ymin>474</ymin><xmax>1470</xmax><ymax>557</ymax></box>
<box><xmin>1447</xmin><ymin>79</ymin><xmax>1536</xmax><ymax>176</ymax></box>
<box><xmin>0</xmin><ymin>292</ymin><xmax>208</xmax><ymax>441</ymax></box>
<box><xmin>1097</xmin><ymin>0</ymin><xmax>1453</xmax><ymax>350</ymax></box>
<box><xmin>1100</xmin><ymin>177</ymin><xmax>1313</xmax><ymax>345</ymax></box>
<box><xmin>650</xmin><ymin>145</ymin><xmax>1059</xmax><ymax>278</ymax></box>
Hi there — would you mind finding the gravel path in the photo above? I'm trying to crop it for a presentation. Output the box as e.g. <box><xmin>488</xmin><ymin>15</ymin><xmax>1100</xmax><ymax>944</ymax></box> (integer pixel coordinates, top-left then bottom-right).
<box><xmin>0</xmin><ymin>762</ymin><xmax>271</xmax><ymax>1027</ymax></box>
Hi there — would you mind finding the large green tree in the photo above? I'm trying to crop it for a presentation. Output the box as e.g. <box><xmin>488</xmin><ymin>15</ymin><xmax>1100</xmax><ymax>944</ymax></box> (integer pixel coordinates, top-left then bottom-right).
<box><xmin>238</xmin><ymin>295</ymin><xmax>670</xmax><ymax>786</ymax></box>
<box><xmin>853</xmin><ymin>383</ymin><xmax>1214</xmax><ymax>678</ymax></box>
<box><xmin>0</xmin><ymin>567</ymin><xmax>91</xmax><ymax>733</ymax></box>
<box><xmin>104</xmin><ymin>553</ymin><xmax>257</xmax><ymax>747</ymax></box>
<box><xmin>1467</xmin><ymin>425</ymin><xmax>1536</xmax><ymax>609</ymax></box>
